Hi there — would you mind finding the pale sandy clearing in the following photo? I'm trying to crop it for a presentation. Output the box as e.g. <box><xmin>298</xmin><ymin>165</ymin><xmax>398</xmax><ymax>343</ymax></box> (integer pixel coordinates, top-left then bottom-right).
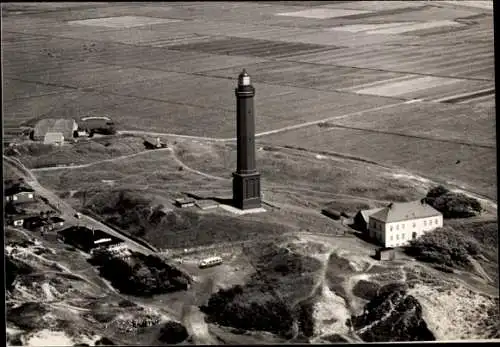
<box><xmin>275</xmin><ymin>9</ymin><xmax>370</xmax><ymax>19</ymax></box>
<box><xmin>26</xmin><ymin>330</ymin><xmax>74</xmax><ymax>346</ymax></box>
<box><xmin>330</xmin><ymin>22</ymin><xmax>418</xmax><ymax>33</ymax></box>
<box><xmin>68</xmin><ymin>16</ymin><xmax>180</xmax><ymax>28</ymax></box>
<box><xmin>367</xmin><ymin>20</ymin><xmax>462</xmax><ymax>35</ymax></box>
<box><xmin>408</xmin><ymin>284</ymin><xmax>498</xmax><ymax>341</ymax></box>
<box><xmin>313</xmin><ymin>283</ymin><xmax>351</xmax><ymax>337</ymax></box>
<box><xmin>355</xmin><ymin>76</ymin><xmax>462</xmax><ymax>97</ymax></box>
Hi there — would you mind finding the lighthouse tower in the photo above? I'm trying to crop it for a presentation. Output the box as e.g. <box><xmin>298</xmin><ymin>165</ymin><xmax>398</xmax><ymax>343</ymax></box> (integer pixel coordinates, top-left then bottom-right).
<box><xmin>232</xmin><ymin>70</ymin><xmax>261</xmax><ymax>210</ymax></box>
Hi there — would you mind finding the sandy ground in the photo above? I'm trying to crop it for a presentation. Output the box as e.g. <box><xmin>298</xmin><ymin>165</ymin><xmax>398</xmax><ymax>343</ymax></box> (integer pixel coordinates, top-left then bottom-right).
<box><xmin>25</xmin><ymin>330</ymin><xmax>74</xmax><ymax>346</ymax></box>
<box><xmin>409</xmin><ymin>283</ymin><xmax>498</xmax><ymax>340</ymax></box>
<box><xmin>312</xmin><ymin>283</ymin><xmax>351</xmax><ymax>338</ymax></box>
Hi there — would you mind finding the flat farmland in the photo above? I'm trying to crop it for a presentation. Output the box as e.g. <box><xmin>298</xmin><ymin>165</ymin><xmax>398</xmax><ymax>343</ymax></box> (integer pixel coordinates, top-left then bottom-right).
<box><xmin>320</xmin><ymin>101</ymin><xmax>495</xmax><ymax>148</ymax></box>
<box><xmin>2</xmin><ymin>1</ymin><xmax>495</xmax><ymax>201</ymax></box>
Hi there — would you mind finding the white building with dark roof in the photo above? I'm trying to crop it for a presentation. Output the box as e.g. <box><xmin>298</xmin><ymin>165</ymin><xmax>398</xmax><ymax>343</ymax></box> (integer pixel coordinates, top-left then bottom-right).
<box><xmin>367</xmin><ymin>200</ymin><xmax>443</xmax><ymax>248</ymax></box>
<box><xmin>43</xmin><ymin>132</ymin><xmax>64</xmax><ymax>145</ymax></box>
<box><xmin>33</xmin><ymin>118</ymin><xmax>77</xmax><ymax>141</ymax></box>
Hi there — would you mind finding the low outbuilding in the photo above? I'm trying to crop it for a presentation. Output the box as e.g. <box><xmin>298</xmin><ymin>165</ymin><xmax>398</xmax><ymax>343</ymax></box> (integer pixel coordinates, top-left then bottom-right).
<box><xmin>322</xmin><ymin>208</ymin><xmax>342</xmax><ymax>220</ymax></box>
<box><xmin>5</xmin><ymin>183</ymin><xmax>35</xmax><ymax>204</ymax></box>
<box><xmin>195</xmin><ymin>200</ymin><xmax>219</xmax><ymax>210</ymax></box>
<box><xmin>175</xmin><ymin>198</ymin><xmax>195</xmax><ymax>208</ymax></box>
<box><xmin>59</xmin><ymin>226</ymin><xmax>123</xmax><ymax>253</ymax></box>
<box><xmin>375</xmin><ymin>247</ymin><xmax>396</xmax><ymax>261</ymax></box>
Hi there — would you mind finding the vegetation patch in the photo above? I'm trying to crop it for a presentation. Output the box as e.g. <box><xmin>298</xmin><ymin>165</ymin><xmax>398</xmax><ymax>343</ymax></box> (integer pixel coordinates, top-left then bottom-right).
<box><xmin>352</xmin><ymin>283</ymin><xmax>435</xmax><ymax>342</ymax></box>
<box><xmin>157</xmin><ymin>321</ymin><xmax>189</xmax><ymax>344</ymax></box>
<box><xmin>6</xmin><ymin>256</ymin><xmax>35</xmax><ymax>291</ymax></box>
<box><xmin>352</xmin><ymin>280</ymin><xmax>381</xmax><ymax>301</ymax></box>
<box><xmin>202</xmin><ymin>244</ymin><xmax>322</xmax><ymax>338</ymax></box>
<box><xmin>7</xmin><ymin>302</ymin><xmax>49</xmax><ymax>330</ymax></box>
<box><xmin>95</xmin><ymin>252</ymin><xmax>192</xmax><ymax>297</ymax></box>
<box><xmin>405</xmin><ymin>226</ymin><xmax>481</xmax><ymax>269</ymax></box>
<box><xmin>424</xmin><ymin>185</ymin><xmax>482</xmax><ymax>218</ymax></box>
<box><xmin>10</xmin><ymin>136</ymin><xmax>144</xmax><ymax>169</ymax></box>
<box><xmin>85</xmin><ymin>190</ymin><xmax>288</xmax><ymax>249</ymax></box>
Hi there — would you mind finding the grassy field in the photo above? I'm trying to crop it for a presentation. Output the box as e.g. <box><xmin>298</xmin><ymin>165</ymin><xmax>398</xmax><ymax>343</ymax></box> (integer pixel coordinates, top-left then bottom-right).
<box><xmin>33</xmin><ymin>139</ymin><xmax>430</xmax><ymax>211</ymax></box>
<box><xmin>7</xmin><ymin>135</ymin><xmax>148</xmax><ymax>169</ymax></box>
<box><xmin>265</xmin><ymin>126</ymin><xmax>496</xmax><ymax>200</ymax></box>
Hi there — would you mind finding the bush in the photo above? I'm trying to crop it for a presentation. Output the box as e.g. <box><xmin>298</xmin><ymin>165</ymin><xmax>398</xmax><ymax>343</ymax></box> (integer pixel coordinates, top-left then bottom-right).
<box><xmin>95</xmin><ymin>337</ymin><xmax>115</xmax><ymax>345</ymax></box>
<box><xmin>424</xmin><ymin>185</ymin><xmax>482</xmax><ymax>218</ymax></box>
<box><xmin>201</xmin><ymin>283</ymin><xmax>295</xmax><ymax>337</ymax></box>
<box><xmin>405</xmin><ymin>227</ymin><xmax>481</xmax><ymax>269</ymax></box>
<box><xmin>95</xmin><ymin>253</ymin><xmax>191</xmax><ymax>297</ymax></box>
<box><xmin>158</xmin><ymin>321</ymin><xmax>189</xmax><ymax>344</ymax></box>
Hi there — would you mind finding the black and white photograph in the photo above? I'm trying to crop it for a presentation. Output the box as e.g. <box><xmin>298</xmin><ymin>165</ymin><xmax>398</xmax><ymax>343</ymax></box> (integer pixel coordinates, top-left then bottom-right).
<box><xmin>2</xmin><ymin>1</ymin><xmax>498</xmax><ymax>345</ymax></box>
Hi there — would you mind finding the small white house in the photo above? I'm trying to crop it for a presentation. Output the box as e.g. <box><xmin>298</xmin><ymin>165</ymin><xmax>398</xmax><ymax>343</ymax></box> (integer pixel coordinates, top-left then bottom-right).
<box><xmin>367</xmin><ymin>200</ymin><xmax>443</xmax><ymax>248</ymax></box>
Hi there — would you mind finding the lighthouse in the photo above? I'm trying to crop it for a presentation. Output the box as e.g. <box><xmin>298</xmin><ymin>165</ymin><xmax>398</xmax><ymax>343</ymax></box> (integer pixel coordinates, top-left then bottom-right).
<box><xmin>232</xmin><ymin>69</ymin><xmax>261</xmax><ymax>210</ymax></box>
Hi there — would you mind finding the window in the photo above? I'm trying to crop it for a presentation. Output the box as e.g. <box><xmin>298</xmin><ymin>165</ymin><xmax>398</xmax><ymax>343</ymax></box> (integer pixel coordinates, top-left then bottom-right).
<box><xmin>402</xmin><ymin>233</ymin><xmax>405</xmax><ymax>240</ymax></box>
<box><xmin>396</xmin><ymin>234</ymin><xmax>399</xmax><ymax>240</ymax></box>
<box><xmin>402</xmin><ymin>223</ymin><xmax>405</xmax><ymax>229</ymax></box>
<box><xmin>390</xmin><ymin>226</ymin><xmax>393</xmax><ymax>231</ymax></box>
<box><xmin>390</xmin><ymin>235</ymin><xmax>393</xmax><ymax>241</ymax></box>
<box><xmin>396</xmin><ymin>224</ymin><xmax>399</xmax><ymax>230</ymax></box>
<box><xmin>435</xmin><ymin>218</ymin><xmax>438</xmax><ymax>224</ymax></box>
<box><xmin>413</xmin><ymin>222</ymin><xmax>416</xmax><ymax>228</ymax></box>
<box><xmin>424</xmin><ymin>220</ymin><xmax>427</xmax><ymax>226</ymax></box>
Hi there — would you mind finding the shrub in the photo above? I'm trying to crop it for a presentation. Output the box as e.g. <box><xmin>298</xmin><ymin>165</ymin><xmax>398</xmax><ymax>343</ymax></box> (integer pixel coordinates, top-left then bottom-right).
<box><xmin>95</xmin><ymin>253</ymin><xmax>191</xmax><ymax>297</ymax></box>
<box><xmin>95</xmin><ymin>337</ymin><xmax>115</xmax><ymax>345</ymax></box>
<box><xmin>405</xmin><ymin>227</ymin><xmax>481</xmax><ymax>269</ymax></box>
<box><xmin>424</xmin><ymin>186</ymin><xmax>482</xmax><ymax>218</ymax></box>
<box><xmin>201</xmin><ymin>283</ymin><xmax>295</xmax><ymax>337</ymax></box>
<box><xmin>158</xmin><ymin>321</ymin><xmax>189</xmax><ymax>344</ymax></box>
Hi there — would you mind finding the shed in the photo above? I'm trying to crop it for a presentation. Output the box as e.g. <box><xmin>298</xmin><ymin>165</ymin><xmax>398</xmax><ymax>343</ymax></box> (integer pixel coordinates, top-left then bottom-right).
<box><xmin>43</xmin><ymin>132</ymin><xmax>65</xmax><ymax>145</ymax></box>
<box><xmin>322</xmin><ymin>208</ymin><xmax>342</xmax><ymax>220</ymax></box>
<box><xmin>5</xmin><ymin>183</ymin><xmax>35</xmax><ymax>204</ymax></box>
<box><xmin>79</xmin><ymin>116</ymin><xmax>115</xmax><ymax>134</ymax></box>
<box><xmin>7</xmin><ymin>216</ymin><xmax>25</xmax><ymax>227</ymax></box>
<box><xmin>59</xmin><ymin>226</ymin><xmax>123</xmax><ymax>253</ymax></box>
<box><xmin>7</xmin><ymin>191</ymin><xmax>35</xmax><ymax>204</ymax></box>
<box><xmin>375</xmin><ymin>247</ymin><xmax>396</xmax><ymax>261</ymax></box>
<box><xmin>195</xmin><ymin>200</ymin><xmax>219</xmax><ymax>210</ymax></box>
<box><xmin>175</xmin><ymin>198</ymin><xmax>195</xmax><ymax>208</ymax></box>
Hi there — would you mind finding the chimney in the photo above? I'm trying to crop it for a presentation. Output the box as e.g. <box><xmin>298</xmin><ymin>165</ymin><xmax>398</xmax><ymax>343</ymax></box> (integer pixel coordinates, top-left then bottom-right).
<box><xmin>156</xmin><ymin>137</ymin><xmax>161</xmax><ymax>147</ymax></box>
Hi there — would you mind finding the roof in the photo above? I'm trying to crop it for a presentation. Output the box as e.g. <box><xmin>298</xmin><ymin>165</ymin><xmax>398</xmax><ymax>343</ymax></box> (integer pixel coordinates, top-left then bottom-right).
<box><xmin>5</xmin><ymin>183</ymin><xmax>34</xmax><ymax>196</ymax></box>
<box><xmin>175</xmin><ymin>198</ymin><xmax>195</xmax><ymax>204</ymax></box>
<box><xmin>370</xmin><ymin>200</ymin><xmax>442</xmax><ymax>223</ymax></box>
<box><xmin>357</xmin><ymin>208</ymin><xmax>384</xmax><ymax>223</ymax></box>
<box><xmin>80</xmin><ymin>116</ymin><xmax>111</xmax><ymax>121</ymax></box>
<box><xmin>34</xmin><ymin>118</ymin><xmax>76</xmax><ymax>138</ymax></box>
